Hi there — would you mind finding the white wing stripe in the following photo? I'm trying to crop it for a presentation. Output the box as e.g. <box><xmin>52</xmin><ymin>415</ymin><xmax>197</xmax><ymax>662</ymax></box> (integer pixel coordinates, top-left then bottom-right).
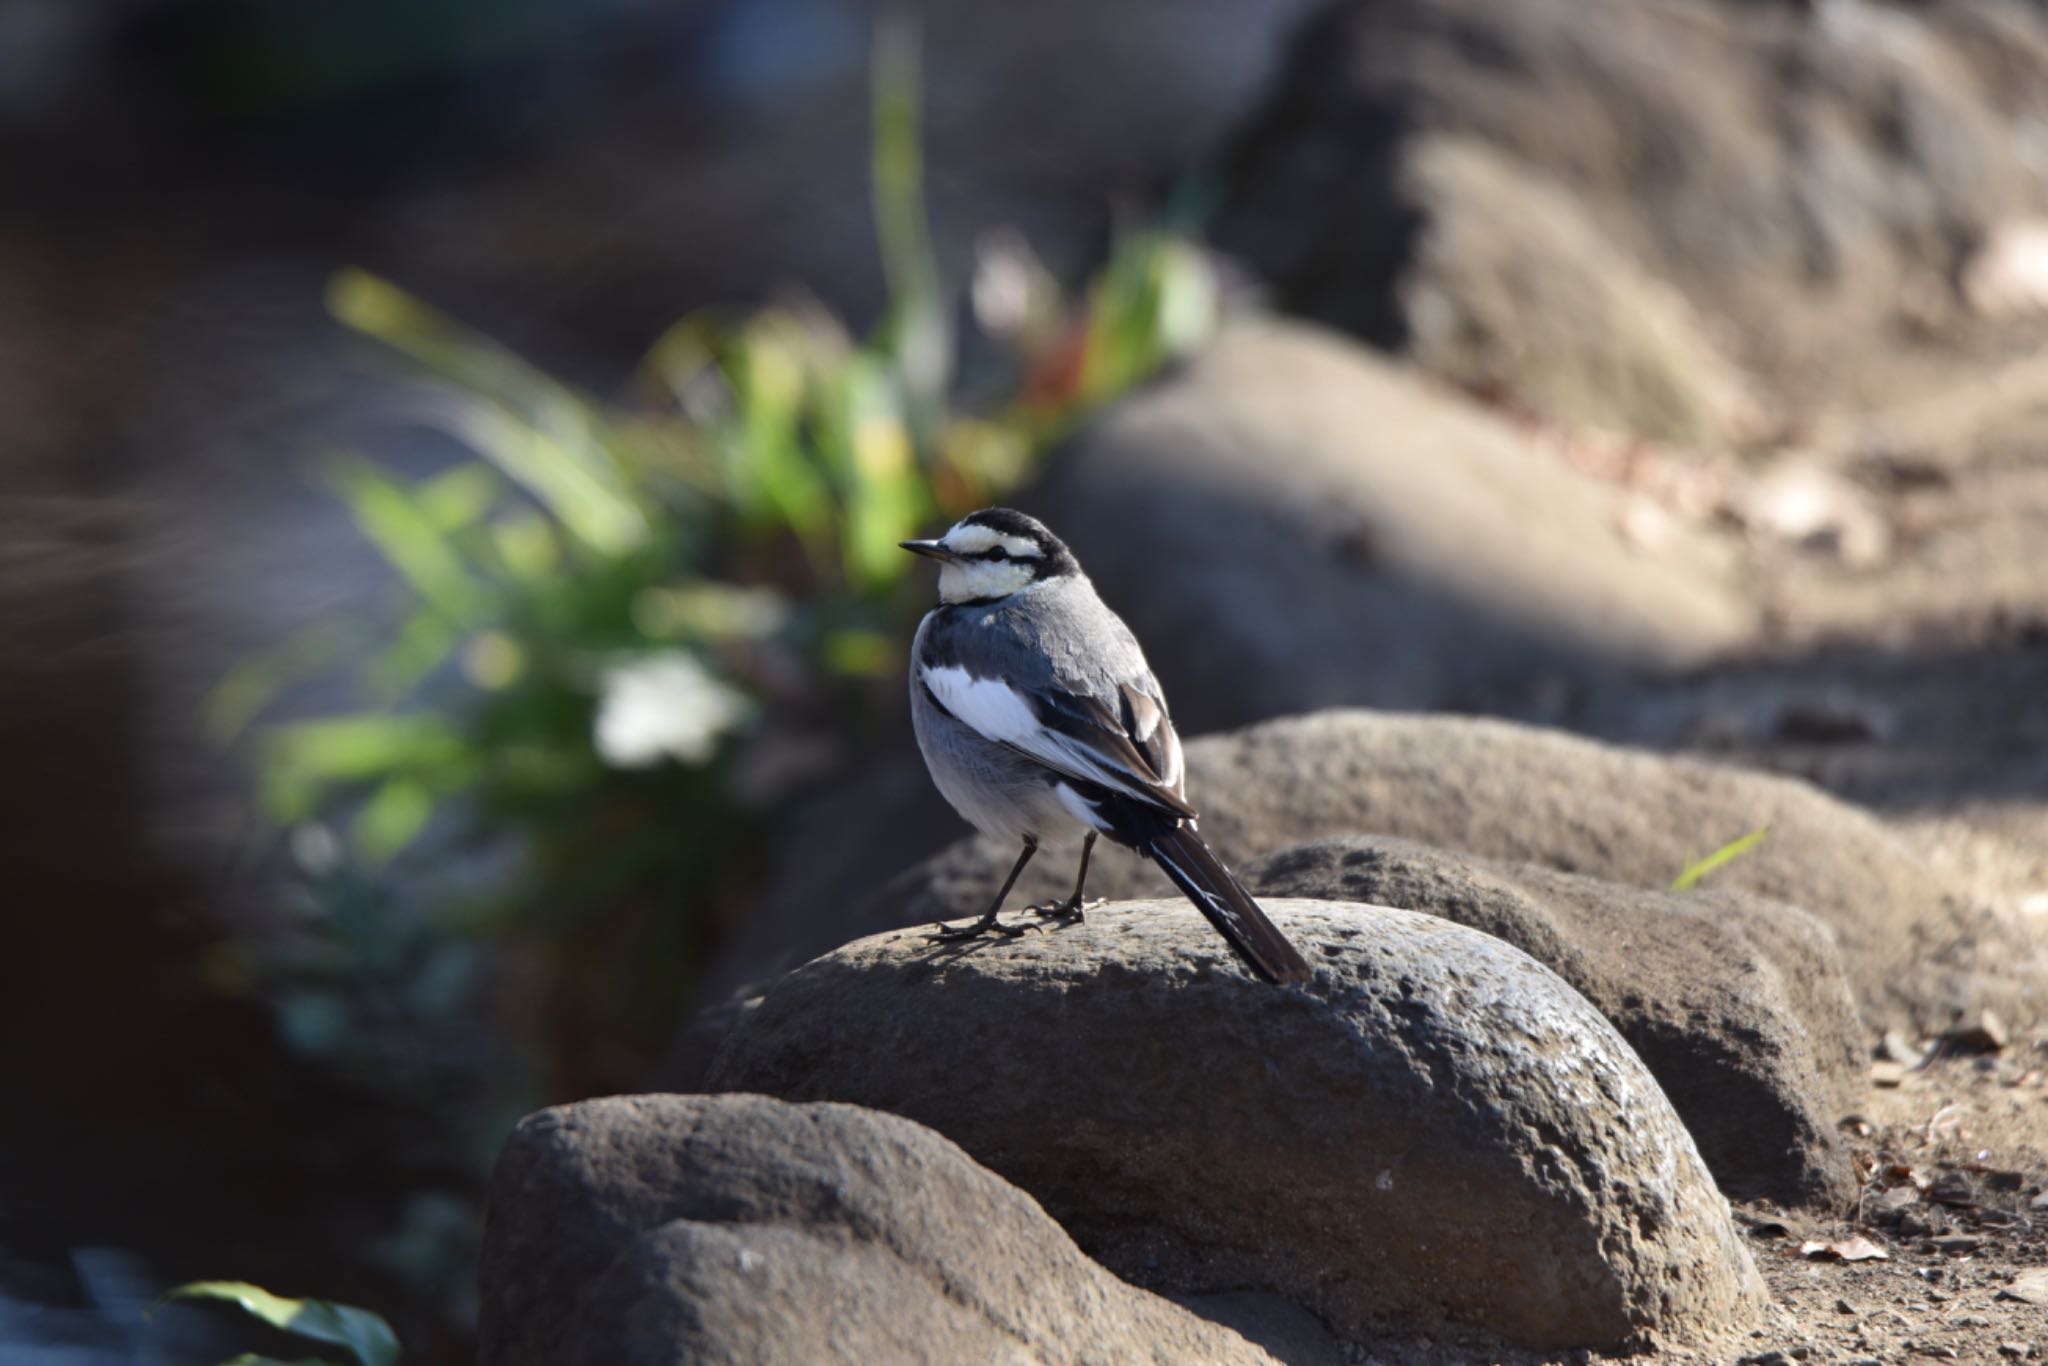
<box><xmin>922</xmin><ymin>664</ymin><xmax>1162</xmax><ymax>806</ymax></box>
<box><xmin>921</xmin><ymin>664</ymin><xmax>1039</xmax><ymax>743</ymax></box>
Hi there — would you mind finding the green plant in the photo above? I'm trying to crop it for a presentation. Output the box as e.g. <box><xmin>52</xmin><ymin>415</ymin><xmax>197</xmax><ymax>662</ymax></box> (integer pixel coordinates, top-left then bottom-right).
<box><xmin>1670</xmin><ymin>827</ymin><xmax>1768</xmax><ymax>891</ymax></box>
<box><xmin>158</xmin><ymin>1281</ymin><xmax>399</xmax><ymax>1366</ymax></box>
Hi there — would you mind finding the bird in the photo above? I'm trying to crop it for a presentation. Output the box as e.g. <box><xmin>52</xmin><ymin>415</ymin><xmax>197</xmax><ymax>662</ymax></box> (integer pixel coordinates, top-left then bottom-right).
<box><xmin>900</xmin><ymin>507</ymin><xmax>1313</xmax><ymax>985</ymax></box>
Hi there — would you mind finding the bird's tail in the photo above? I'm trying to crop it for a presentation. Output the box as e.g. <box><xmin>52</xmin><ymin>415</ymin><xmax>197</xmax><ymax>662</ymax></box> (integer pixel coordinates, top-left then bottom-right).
<box><xmin>1145</xmin><ymin>825</ymin><xmax>1312</xmax><ymax>985</ymax></box>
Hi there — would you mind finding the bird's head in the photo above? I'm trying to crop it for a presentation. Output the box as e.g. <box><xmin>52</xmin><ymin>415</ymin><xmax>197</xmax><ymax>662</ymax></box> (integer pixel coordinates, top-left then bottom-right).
<box><xmin>900</xmin><ymin>507</ymin><xmax>1079</xmax><ymax>605</ymax></box>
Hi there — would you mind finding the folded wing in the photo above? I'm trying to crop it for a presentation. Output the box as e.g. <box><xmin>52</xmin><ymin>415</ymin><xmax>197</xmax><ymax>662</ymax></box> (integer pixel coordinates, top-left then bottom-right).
<box><xmin>919</xmin><ymin>664</ymin><xmax>1193</xmax><ymax>819</ymax></box>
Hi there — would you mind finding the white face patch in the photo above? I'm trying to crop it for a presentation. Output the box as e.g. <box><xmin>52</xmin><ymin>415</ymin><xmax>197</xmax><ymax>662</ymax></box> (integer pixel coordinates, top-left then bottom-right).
<box><xmin>940</xmin><ymin>522</ymin><xmax>1043</xmax><ymax>560</ymax></box>
<box><xmin>937</xmin><ymin>556</ymin><xmax>1036</xmax><ymax>604</ymax></box>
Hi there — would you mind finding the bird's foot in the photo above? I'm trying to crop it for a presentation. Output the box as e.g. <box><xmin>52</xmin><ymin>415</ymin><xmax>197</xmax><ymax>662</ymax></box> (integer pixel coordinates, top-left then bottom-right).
<box><xmin>925</xmin><ymin>913</ymin><xmax>1037</xmax><ymax>944</ymax></box>
<box><xmin>1026</xmin><ymin>896</ymin><xmax>1103</xmax><ymax>925</ymax></box>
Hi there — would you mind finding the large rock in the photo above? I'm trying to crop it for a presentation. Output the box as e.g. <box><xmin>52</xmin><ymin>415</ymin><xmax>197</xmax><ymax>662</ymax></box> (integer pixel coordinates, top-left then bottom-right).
<box><xmin>685</xmin><ymin>710</ymin><xmax>1991</xmax><ymax>1048</ymax></box>
<box><xmin>1217</xmin><ymin>0</ymin><xmax>2048</xmax><ymax>433</ymax></box>
<box><xmin>1032</xmin><ymin>320</ymin><xmax>1754</xmax><ymax>732</ymax></box>
<box><xmin>706</xmin><ymin>901</ymin><xmax>1771</xmax><ymax>1353</ymax></box>
<box><xmin>479</xmin><ymin>1093</ymin><xmax>1280</xmax><ymax>1366</ymax></box>
<box><xmin>1243</xmin><ymin>835</ymin><xmax>1863</xmax><ymax>1206</ymax></box>
<box><xmin>1387</xmin><ymin>134</ymin><xmax>1763</xmax><ymax>448</ymax></box>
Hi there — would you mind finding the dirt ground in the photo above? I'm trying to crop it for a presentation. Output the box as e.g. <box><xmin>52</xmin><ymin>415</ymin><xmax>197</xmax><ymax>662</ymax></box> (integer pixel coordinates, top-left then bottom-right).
<box><xmin>1737</xmin><ymin>1039</ymin><xmax>2048</xmax><ymax>1366</ymax></box>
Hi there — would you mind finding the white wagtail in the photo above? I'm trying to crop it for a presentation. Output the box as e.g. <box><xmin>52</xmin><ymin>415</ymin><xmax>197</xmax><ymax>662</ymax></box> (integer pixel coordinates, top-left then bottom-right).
<box><xmin>900</xmin><ymin>508</ymin><xmax>1312</xmax><ymax>984</ymax></box>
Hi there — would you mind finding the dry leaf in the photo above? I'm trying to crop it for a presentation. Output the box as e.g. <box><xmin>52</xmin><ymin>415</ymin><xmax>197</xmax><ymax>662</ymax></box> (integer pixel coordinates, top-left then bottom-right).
<box><xmin>1801</xmin><ymin>1235</ymin><xmax>1889</xmax><ymax>1263</ymax></box>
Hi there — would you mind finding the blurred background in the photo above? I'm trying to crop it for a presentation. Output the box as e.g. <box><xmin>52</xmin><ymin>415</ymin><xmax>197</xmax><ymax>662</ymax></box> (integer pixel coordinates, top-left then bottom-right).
<box><xmin>3</xmin><ymin>0</ymin><xmax>2046</xmax><ymax>1361</ymax></box>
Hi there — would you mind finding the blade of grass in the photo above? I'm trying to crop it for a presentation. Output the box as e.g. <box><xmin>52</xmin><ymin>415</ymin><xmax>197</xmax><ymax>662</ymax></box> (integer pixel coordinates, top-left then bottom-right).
<box><xmin>1671</xmin><ymin>827</ymin><xmax>1768</xmax><ymax>892</ymax></box>
<box><xmin>325</xmin><ymin>458</ymin><xmax>482</xmax><ymax>621</ymax></box>
<box><xmin>207</xmin><ymin>617</ymin><xmax>376</xmax><ymax>744</ymax></box>
<box><xmin>870</xmin><ymin>14</ymin><xmax>948</xmax><ymax>442</ymax></box>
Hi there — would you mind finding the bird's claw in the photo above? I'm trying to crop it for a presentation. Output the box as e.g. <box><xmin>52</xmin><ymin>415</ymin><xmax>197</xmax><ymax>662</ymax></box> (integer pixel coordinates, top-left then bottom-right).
<box><xmin>1026</xmin><ymin>896</ymin><xmax>1102</xmax><ymax>925</ymax></box>
<box><xmin>925</xmin><ymin>915</ymin><xmax>1038</xmax><ymax>944</ymax></box>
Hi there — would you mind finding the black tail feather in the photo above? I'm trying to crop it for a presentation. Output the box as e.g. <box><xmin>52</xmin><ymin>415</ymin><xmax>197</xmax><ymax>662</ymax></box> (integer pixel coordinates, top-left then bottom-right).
<box><xmin>1145</xmin><ymin>827</ymin><xmax>1312</xmax><ymax>984</ymax></box>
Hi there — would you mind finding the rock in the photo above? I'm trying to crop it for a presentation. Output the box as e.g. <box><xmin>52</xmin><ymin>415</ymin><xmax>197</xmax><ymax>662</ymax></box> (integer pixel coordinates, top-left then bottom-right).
<box><xmin>707</xmin><ymin>900</ymin><xmax>1771</xmax><ymax>1353</ymax></box>
<box><xmin>703</xmin><ymin>710</ymin><xmax>1972</xmax><ymax>1052</ymax></box>
<box><xmin>2000</xmin><ymin>1268</ymin><xmax>2048</xmax><ymax>1305</ymax></box>
<box><xmin>1215</xmin><ymin>0</ymin><xmax>2048</xmax><ymax>434</ymax></box>
<box><xmin>1385</xmin><ymin>133</ymin><xmax>1764</xmax><ymax>448</ymax></box>
<box><xmin>1240</xmin><ymin>835</ymin><xmax>1862</xmax><ymax>1206</ymax></box>
<box><xmin>1943</xmin><ymin>1009</ymin><xmax>2009</xmax><ymax>1054</ymax></box>
<box><xmin>1871</xmin><ymin>1060</ymin><xmax>1907</xmax><ymax>1088</ymax></box>
<box><xmin>1880</xmin><ymin>1030</ymin><xmax>1927</xmax><ymax>1067</ymax></box>
<box><xmin>479</xmin><ymin>1093</ymin><xmax>1281</xmax><ymax>1366</ymax></box>
<box><xmin>1031</xmin><ymin>321</ymin><xmax>1754</xmax><ymax>733</ymax></box>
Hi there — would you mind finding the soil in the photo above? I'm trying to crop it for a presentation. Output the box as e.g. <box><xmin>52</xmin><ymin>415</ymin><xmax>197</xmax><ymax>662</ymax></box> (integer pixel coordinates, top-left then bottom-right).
<box><xmin>1735</xmin><ymin>1043</ymin><xmax>2048</xmax><ymax>1366</ymax></box>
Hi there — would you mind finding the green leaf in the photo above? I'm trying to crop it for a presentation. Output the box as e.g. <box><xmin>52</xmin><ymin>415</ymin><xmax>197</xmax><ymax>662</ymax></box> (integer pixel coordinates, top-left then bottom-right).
<box><xmin>352</xmin><ymin>777</ymin><xmax>437</xmax><ymax>864</ymax></box>
<box><xmin>366</xmin><ymin>608</ymin><xmax>464</xmax><ymax>700</ymax></box>
<box><xmin>454</xmin><ymin>404</ymin><xmax>649</xmax><ymax>558</ymax></box>
<box><xmin>488</xmin><ymin>511</ymin><xmax>561</xmax><ymax>583</ymax></box>
<box><xmin>414</xmin><ymin>462</ymin><xmax>501</xmax><ymax>533</ymax></box>
<box><xmin>259</xmin><ymin>714</ymin><xmax>467</xmax><ymax>821</ymax></box>
<box><xmin>158</xmin><ymin>1281</ymin><xmax>399</xmax><ymax>1366</ymax></box>
<box><xmin>1671</xmin><ymin>828</ymin><xmax>1768</xmax><ymax>892</ymax></box>
<box><xmin>207</xmin><ymin>619</ymin><xmax>372</xmax><ymax>744</ymax></box>
<box><xmin>325</xmin><ymin>459</ymin><xmax>481</xmax><ymax>620</ymax></box>
<box><xmin>726</xmin><ymin>323</ymin><xmax>832</xmax><ymax>548</ymax></box>
<box><xmin>329</xmin><ymin>269</ymin><xmax>649</xmax><ymax>557</ymax></box>
<box><xmin>832</xmin><ymin>356</ymin><xmax>926</xmax><ymax>589</ymax></box>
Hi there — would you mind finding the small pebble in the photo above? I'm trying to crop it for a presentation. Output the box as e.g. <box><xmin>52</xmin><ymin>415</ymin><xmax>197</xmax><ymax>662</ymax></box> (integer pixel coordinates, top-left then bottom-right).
<box><xmin>1945</xmin><ymin>1009</ymin><xmax>2009</xmax><ymax>1053</ymax></box>
<box><xmin>1928</xmin><ymin>1171</ymin><xmax>1976</xmax><ymax>1206</ymax></box>
<box><xmin>1880</xmin><ymin>1029</ymin><xmax>1926</xmax><ymax>1066</ymax></box>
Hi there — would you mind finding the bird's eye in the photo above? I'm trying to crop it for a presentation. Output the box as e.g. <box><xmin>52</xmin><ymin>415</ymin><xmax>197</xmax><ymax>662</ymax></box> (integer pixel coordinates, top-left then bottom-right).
<box><xmin>986</xmin><ymin>546</ymin><xmax>1008</xmax><ymax>561</ymax></box>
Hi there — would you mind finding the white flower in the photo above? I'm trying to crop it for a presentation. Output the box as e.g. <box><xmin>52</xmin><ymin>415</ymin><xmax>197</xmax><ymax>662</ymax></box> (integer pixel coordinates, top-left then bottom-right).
<box><xmin>593</xmin><ymin>651</ymin><xmax>752</xmax><ymax>769</ymax></box>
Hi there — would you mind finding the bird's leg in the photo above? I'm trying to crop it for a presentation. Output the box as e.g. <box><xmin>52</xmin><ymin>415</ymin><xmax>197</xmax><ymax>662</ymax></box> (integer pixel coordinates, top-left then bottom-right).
<box><xmin>1030</xmin><ymin>831</ymin><xmax>1100</xmax><ymax>924</ymax></box>
<box><xmin>927</xmin><ymin>838</ymin><xmax>1039</xmax><ymax>942</ymax></box>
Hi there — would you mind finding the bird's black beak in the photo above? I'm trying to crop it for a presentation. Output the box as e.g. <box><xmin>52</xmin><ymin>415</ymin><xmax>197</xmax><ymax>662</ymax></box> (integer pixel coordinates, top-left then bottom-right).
<box><xmin>899</xmin><ymin>538</ymin><xmax>954</xmax><ymax>561</ymax></box>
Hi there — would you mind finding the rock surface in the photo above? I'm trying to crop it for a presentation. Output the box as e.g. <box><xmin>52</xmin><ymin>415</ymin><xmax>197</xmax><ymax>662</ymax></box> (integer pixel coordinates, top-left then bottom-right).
<box><xmin>1243</xmin><ymin>835</ymin><xmax>1863</xmax><ymax>1206</ymax></box>
<box><xmin>1217</xmin><ymin>0</ymin><xmax>2048</xmax><ymax>435</ymax></box>
<box><xmin>1032</xmin><ymin>320</ymin><xmax>1754</xmax><ymax>732</ymax></box>
<box><xmin>822</xmin><ymin>710</ymin><xmax>2000</xmax><ymax>1037</ymax></box>
<box><xmin>672</xmin><ymin>706</ymin><xmax>1996</xmax><ymax>1065</ymax></box>
<box><xmin>1389</xmin><ymin>133</ymin><xmax>1762</xmax><ymax>448</ymax></box>
<box><xmin>707</xmin><ymin>900</ymin><xmax>1771</xmax><ymax>1353</ymax></box>
<box><xmin>479</xmin><ymin>1093</ymin><xmax>1279</xmax><ymax>1366</ymax></box>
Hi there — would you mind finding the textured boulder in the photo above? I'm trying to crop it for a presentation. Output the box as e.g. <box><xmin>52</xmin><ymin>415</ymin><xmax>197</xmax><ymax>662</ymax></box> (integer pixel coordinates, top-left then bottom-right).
<box><xmin>1244</xmin><ymin>835</ymin><xmax>1863</xmax><ymax>1206</ymax></box>
<box><xmin>807</xmin><ymin>710</ymin><xmax>1988</xmax><ymax>1037</ymax></box>
<box><xmin>707</xmin><ymin>900</ymin><xmax>1771</xmax><ymax>1353</ymax></box>
<box><xmin>1216</xmin><ymin>0</ymin><xmax>2048</xmax><ymax>433</ymax></box>
<box><xmin>1032</xmin><ymin>320</ymin><xmax>1754</xmax><ymax>732</ymax></box>
<box><xmin>479</xmin><ymin>1093</ymin><xmax>1278</xmax><ymax>1366</ymax></box>
<box><xmin>1386</xmin><ymin>134</ymin><xmax>1762</xmax><ymax>448</ymax></box>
